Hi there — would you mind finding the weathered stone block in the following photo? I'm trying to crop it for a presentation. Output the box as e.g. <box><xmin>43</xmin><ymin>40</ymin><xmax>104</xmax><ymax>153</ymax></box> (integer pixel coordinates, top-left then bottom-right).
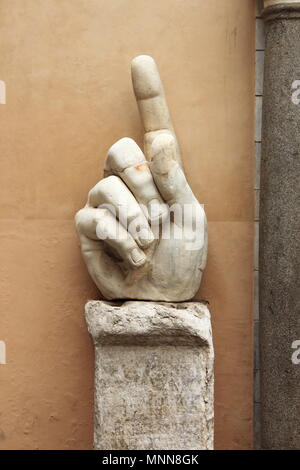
<box><xmin>85</xmin><ymin>300</ymin><xmax>214</xmax><ymax>450</ymax></box>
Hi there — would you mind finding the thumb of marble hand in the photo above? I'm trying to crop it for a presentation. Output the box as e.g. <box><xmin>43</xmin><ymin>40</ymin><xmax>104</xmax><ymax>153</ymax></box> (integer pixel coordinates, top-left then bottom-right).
<box><xmin>149</xmin><ymin>133</ymin><xmax>196</xmax><ymax>205</ymax></box>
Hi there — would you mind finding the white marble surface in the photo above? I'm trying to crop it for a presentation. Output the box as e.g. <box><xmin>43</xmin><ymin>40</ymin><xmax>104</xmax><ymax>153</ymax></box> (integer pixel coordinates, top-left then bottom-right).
<box><xmin>75</xmin><ymin>56</ymin><xmax>207</xmax><ymax>301</ymax></box>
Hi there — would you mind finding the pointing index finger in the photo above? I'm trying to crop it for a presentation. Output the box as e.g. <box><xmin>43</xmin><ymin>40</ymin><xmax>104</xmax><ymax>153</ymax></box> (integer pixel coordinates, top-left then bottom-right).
<box><xmin>131</xmin><ymin>55</ymin><xmax>182</xmax><ymax>165</ymax></box>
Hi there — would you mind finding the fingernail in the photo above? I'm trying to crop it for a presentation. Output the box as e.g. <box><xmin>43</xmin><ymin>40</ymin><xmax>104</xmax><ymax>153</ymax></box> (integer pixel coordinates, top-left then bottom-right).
<box><xmin>148</xmin><ymin>199</ymin><xmax>168</xmax><ymax>220</ymax></box>
<box><xmin>138</xmin><ymin>227</ymin><xmax>155</xmax><ymax>247</ymax></box>
<box><xmin>130</xmin><ymin>248</ymin><xmax>146</xmax><ymax>265</ymax></box>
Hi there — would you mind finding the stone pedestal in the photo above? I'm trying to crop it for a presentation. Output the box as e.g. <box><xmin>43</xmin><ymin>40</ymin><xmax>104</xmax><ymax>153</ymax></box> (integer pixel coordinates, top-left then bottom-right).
<box><xmin>260</xmin><ymin>0</ymin><xmax>300</xmax><ymax>450</ymax></box>
<box><xmin>85</xmin><ymin>300</ymin><xmax>214</xmax><ymax>450</ymax></box>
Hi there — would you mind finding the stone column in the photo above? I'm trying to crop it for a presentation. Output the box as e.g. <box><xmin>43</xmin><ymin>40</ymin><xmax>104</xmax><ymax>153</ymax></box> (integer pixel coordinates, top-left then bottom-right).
<box><xmin>260</xmin><ymin>0</ymin><xmax>300</xmax><ymax>449</ymax></box>
<box><xmin>85</xmin><ymin>300</ymin><xmax>214</xmax><ymax>450</ymax></box>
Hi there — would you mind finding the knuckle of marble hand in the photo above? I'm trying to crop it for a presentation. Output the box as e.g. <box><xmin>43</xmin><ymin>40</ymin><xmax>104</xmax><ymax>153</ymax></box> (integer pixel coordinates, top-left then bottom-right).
<box><xmin>74</xmin><ymin>208</ymin><xmax>87</xmax><ymax>233</ymax></box>
<box><xmin>123</xmin><ymin>166</ymin><xmax>155</xmax><ymax>197</ymax></box>
<box><xmin>88</xmin><ymin>176</ymin><xmax>119</xmax><ymax>206</ymax></box>
<box><xmin>107</xmin><ymin>137</ymin><xmax>144</xmax><ymax>172</ymax></box>
<box><xmin>92</xmin><ymin>211</ymin><xmax>105</xmax><ymax>228</ymax></box>
<box><xmin>132</xmin><ymin>161</ymin><xmax>148</xmax><ymax>172</ymax></box>
<box><xmin>126</xmin><ymin>162</ymin><xmax>150</xmax><ymax>179</ymax></box>
<box><xmin>87</xmin><ymin>187</ymin><xmax>100</xmax><ymax>207</ymax></box>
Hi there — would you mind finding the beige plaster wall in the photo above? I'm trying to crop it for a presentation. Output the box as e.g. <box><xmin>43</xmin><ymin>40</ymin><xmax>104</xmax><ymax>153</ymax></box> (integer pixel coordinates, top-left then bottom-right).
<box><xmin>0</xmin><ymin>0</ymin><xmax>255</xmax><ymax>449</ymax></box>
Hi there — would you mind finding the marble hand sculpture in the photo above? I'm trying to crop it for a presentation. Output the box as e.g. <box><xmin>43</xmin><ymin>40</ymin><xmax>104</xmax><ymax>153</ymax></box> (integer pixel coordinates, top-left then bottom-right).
<box><xmin>75</xmin><ymin>55</ymin><xmax>207</xmax><ymax>301</ymax></box>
